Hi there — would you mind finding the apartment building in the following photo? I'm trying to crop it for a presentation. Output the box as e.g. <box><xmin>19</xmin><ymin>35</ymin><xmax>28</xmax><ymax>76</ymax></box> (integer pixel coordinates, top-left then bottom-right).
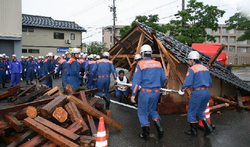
<box><xmin>22</xmin><ymin>14</ymin><xmax>86</xmax><ymax>57</ymax></box>
<box><xmin>206</xmin><ymin>24</ymin><xmax>250</xmax><ymax>65</ymax></box>
<box><xmin>0</xmin><ymin>0</ymin><xmax>22</xmax><ymax>59</ymax></box>
<box><xmin>102</xmin><ymin>25</ymin><xmax>125</xmax><ymax>49</ymax></box>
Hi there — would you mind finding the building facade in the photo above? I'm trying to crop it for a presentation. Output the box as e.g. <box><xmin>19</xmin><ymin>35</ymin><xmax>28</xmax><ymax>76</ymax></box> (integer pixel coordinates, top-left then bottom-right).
<box><xmin>0</xmin><ymin>0</ymin><xmax>22</xmax><ymax>59</ymax></box>
<box><xmin>206</xmin><ymin>24</ymin><xmax>250</xmax><ymax>65</ymax></box>
<box><xmin>102</xmin><ymin>25</ymin><xmax>124</xmax><ymax>49</ymax></box>
<box><xmin>22</xmin><ymin>14</ymin><xmax>86</xmax><ymax>57</ymax></box>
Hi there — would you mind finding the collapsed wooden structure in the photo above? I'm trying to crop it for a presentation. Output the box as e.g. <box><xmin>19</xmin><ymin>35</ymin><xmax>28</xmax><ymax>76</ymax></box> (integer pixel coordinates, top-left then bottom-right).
<box><xmin>0</xmin><ymin>84</ymin><xmax>121</xmax><ymax>147</ymax></box>
<box><xmin>109</xmin><ymin>22</ymin><xmax>250</xmax><ymax>114</ymax></box>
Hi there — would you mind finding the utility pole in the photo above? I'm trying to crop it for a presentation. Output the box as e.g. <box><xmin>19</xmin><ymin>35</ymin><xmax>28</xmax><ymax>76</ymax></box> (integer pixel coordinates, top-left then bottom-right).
<box><xmin>109</xmin><ymin>0</ymin><xmax>117</xmax><ymax>46</ymax></box>
<box><xmin>182</xmin><ymin>0</ymin><xmax>185</xmax><ymax>11</ymax></box>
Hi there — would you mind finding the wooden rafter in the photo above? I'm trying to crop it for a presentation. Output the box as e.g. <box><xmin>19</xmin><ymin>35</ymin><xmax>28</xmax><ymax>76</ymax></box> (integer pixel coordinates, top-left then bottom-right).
<box><xmin>111</xmin><ymin>48</ymin><xmax>123</xmax><ymax>61</ymax></box>
<box><xmin>126</xmin><ymin>55</ymin><xmax>132</xmax><ymax>68</ymax></box>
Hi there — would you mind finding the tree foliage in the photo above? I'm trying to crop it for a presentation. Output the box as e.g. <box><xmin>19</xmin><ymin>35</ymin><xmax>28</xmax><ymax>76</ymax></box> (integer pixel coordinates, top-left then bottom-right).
<box><xmin>82</xmin><ymin>42</ymin><xmax>108</xmax><ymax>55</ymax></box>
<box><xmin>226</xmin><ymin>12</ymin><xmax>250</xmax><ymax>41</ymax></box>
<box><xmin>166</xmin><ymin>0</ymin><xmax>225</xmax><ymax>46</ymax></box>
<box><xmin>119</xmin><ymin>14</ymin><xmax>167</xmax><ymax>38</ymax></box>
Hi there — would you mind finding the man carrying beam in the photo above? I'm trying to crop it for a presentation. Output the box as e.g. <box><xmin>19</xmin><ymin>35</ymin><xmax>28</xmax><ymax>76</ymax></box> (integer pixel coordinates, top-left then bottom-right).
<box><xmin>131</xmin><ymin>44</ymin><xmax>167</xmax><ymax>140</ymax></box>
<box><xmin>178</xmin><ymin>51</ymin><xmax>213</xmax><ymax>136</ymax></box>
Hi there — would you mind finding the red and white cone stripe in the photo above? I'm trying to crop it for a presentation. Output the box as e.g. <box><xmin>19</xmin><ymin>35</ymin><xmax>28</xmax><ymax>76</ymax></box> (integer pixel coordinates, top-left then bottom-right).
<box><xmin>199</xmin><ymin>102</ymin><xmax>211</xmax><ymax>127</ymax></box>
<box><xmin>96</xmin><ymin>117</ymin><xmax>108</xmax><ymax>147</ymax></box>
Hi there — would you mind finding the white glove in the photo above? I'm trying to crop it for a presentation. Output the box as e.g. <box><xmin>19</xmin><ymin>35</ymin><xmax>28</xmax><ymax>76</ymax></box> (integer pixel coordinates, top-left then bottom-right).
<box><xmin>20</xmin><ymin>71</ymin><xmax>22</xmax><ymax>74</ymax></box>
<box><xmin>34</xmin><ymin>69</ymin><xmax>36</xmax><ymax>72</ymax></box>
<box><xmin>48</xmin><ymin>72</ymin><xmax>50</xmax><ymax>74</ymax></box>
<box><xmin>6</xmin><ymin>71</ymin><xmax>9</xmax><ymax>74</ymax></box>
<box><xmin>24</xmin><ymin>69</ymin><xmax>26</xmax><ymax>72</ymax></box>
<box><xmin>7</xmin><ymin>65</ymin><xmax>10</xmax><ymax>69</ymax></box>
<box><xmin>178</xmin><ymin>90</ymin><xmax>185</xmax><ymax>95</ymax></box>
<box><xmin>38</xmin><ymin>66</ymin><xmax>40</xmax><ymax>68</ymax></box>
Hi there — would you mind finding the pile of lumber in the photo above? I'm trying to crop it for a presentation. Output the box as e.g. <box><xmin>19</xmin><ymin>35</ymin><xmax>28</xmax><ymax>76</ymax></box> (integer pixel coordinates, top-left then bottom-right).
<box><xmin>0</xmin><ymin>84</ymin><xmax>121</xmax><ymax>147</ymax></box>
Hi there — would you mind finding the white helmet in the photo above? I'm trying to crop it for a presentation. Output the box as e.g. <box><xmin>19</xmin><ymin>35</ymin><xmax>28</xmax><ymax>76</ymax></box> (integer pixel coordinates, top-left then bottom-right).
<box><xmin>25</xmin><ymin>56</ymin><xmax>28</xmax><ymax>59</ymax></box>
<box><xmin>6</xmin><ymin>56</ymin><xmax>9</xmax><ymax>58</ymax></box>
<box><xmin>72</xmin><ymin>48</ymin><xmax>80</xmax><ymax>54</ymax></box>
<box><xmin>0</xmin><ymin>54</ymin><xmax>3</xmax><ymax>58</ymax></box>
<box><xmin>134</xmin><ymin>54</ymin><xmax>142</xmax><ymax>60</ymax></box>
<box><xmin>83</xmin><ymin>54</ymin><xmax>87</xmax><ymax>58</ymax></box>
<box><xmin>21</xmin><ymin>56</ymin><xmax>24</xmax><ymax>58</ymax></box>
<box><xmin>93</xmin><ymin>54</ymin><xmax>97</xmax><ymax>58</ymax></box>
<box><xmin>54</xmin><ymin>55</ymin><xmax>58</xmax><ymax>59</ymax></box>
<box><xmin>80</xmin><ymin>52</ymin><xmax>84</xmax><ymax>56</ymax></box>
<box><xmin>34</xmin><ymin>57</ymin><xmax>37</xmax><ymax>59</ymax></box>
<box><xmin>89</xmin><ymin>54</ymin><xmax>93</xmax><ymax>59</ymax></box>
<box><xmin>102</xmin><ymin>52</ymin><xmax>110</xmax><ymax>57</ymax></box>
<box><xmin>96</xmin><ymin>55</ymin><xmax>100</xmax><ymax>59</ymax></box>
<box><xmin>65</xmin><ymin>52</ymin><xmax>69</xmax><ymax>54</ymax></box>
<box><xmin>188</xmin><ymin>51</ymin><xmax>200</xmax><ymax>60</ymax></box>
<box><xmin>2</xmin><ymin>53</ymin><xmax>6</xmax><ymax>56</ymax></box>
<box><xmin>48</xmin><ymin>52</ymin><xmax>53</xmax><ymax>56</ymax></box>
<box><xmin>12</xmin><ymin>54</ymin><xmax>16</xmax><ymax>57</ymax></box>
<box><xmin>140</xmin><ymin>44</ymin><xmax>152</xmax><ymax>54</ymax></box>
<box><xmin>62</xmin><ymin>54</ymin><xmax>65</xmax><ymax>57</ymax></box>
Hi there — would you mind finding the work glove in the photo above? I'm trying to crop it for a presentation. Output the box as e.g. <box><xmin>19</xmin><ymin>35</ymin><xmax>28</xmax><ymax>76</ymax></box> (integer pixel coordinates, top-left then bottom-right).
<box><xmin>38</xmin><ymin>66</ymin><xmax>40</xmax><ymax>68</ymax></box>
<box><xmin>6</xmin><ymin>71</ymin><xmax>8</xmax><ymax>75</ymax></box>
<box><xmin>34</xmin><ymin>69</ymin><xmax>36</xmax><ymax>72</ymax></box>
<box><xmin>178</xmin><ymin>90</ymin><xmax>185</xmax><ymax>95</ymax></box>
<box><xmin>20</xmin><ymin>71</ymin><xmax>22</xmax><ymax>74</ymax></box>
<box><xmin>24</xmin><ymin>69</ymin><xmax>26</xmax><ymax>72</ymax></box>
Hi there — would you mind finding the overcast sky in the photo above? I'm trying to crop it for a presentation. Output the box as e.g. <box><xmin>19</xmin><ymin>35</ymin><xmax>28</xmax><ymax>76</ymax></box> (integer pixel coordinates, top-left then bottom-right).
<box><xmin>22</xmin><ymin>0</ymin><xmax>242</xmax><ymax>43</ymax></box>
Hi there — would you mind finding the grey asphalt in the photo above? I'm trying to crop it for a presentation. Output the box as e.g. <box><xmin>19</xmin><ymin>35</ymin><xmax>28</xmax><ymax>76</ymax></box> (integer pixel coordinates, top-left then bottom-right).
<box><xmin>0</xmin><ymin>77</ymin><xmax>249</xmax><ymax>147</ymax></box>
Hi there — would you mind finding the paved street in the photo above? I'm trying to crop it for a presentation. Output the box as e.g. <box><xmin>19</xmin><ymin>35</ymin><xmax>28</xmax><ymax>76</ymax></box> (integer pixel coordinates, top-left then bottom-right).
<box><xmin>0</xmin><ymin>76</ymin><xmax>249</xmax><ymax>147</ymax></box>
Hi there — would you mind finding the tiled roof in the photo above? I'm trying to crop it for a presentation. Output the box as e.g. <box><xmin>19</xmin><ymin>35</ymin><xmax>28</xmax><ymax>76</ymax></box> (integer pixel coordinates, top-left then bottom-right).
<box><xmin>137</xmin><ymin>22</ymin><xmax>250</xmax><ymax>92</ymax></box>
<box><xmin>22</xmin><ymin>14</ymin><xmax>86</xmax><ymax>32</ymax></box>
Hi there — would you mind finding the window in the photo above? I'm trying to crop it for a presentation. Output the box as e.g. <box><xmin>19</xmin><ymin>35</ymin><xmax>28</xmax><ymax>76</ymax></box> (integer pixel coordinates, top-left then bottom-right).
<box><xmin>28</xmin><ymin>28</ymin><xmax>34</xmax><ymax>32</ymax></box>
<box><xmin>71</xmin><ymin>33</ymin><xmax>75</xmax><ymax>40</ymax></box>
<box><xmin>237</xmin><ymin>40</ymin><xmax>247</xmax><ymax>45</ymax></box>
<box><xmin>229</xmin><ymin>46</ymin><xmax>235</xmax><ymax>52</ymax></box>
<box><xmin>206</xmin><ymin>28</ymin><xmax>212</xmax><ymax>34</ymax></box>
<box><xmin>238</xmin><ymin>30</ymin><xmax>245</xmax><ymax>36</ymax></box>
<box><xmin>238</xmin><ymin>47</ymin><xmax>247</xmax><ymax>53</ymax></box>
<box><xmin>222</xmin><ymin>28</ymin><xmax>227</xmax><ymax>34</ymax></box>
<box><xmin>22</xmin><ymin>27</ymin><xmax>27</xmax><ymax>32</ymax></box>
<box><xmin>54</xmin><ymin>32</ymin><xmax>64</xmax><ymax>39</ymax></box>
<box><xmin>28</xmin><ymin>49</ymin><xmax>39</xmax><ymax>53</ymax></box>
<box><xmin>229</xmin><ymin>29</ymin><xmax>235</xmax><ymax>34</ymax></box>
<box><xmin>22</xmin><ymin>49</ymin><xmax>27</xmax><ymax>53</ymax></box>
<box><xmin>230</xmin><ymin>37</ymin><xmax>235</xmax><ymax>43</ymax></box>
<box><xmin>214</xmin><ymin>36</ymin><xmax>220</xmax><ymax>43</ymax></box>
<box><xmin>223</xmin><ymin>46</ymin><xmax>228</xmax><ymax>51</ymax></box>
<box><xmin>214</xmin><ymin>28</ymin><xmax>220</xmax><ymax>34</ymax></box>
<box><xmin>222</xmin><ymin>36</ymin><xmax>228</xmax><ymax>43</ymax></box>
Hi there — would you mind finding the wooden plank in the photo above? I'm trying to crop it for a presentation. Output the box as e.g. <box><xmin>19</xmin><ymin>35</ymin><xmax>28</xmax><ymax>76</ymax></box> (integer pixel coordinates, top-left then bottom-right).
<box><xmin>4</xmin><ymin>114</ymin><xmax>24</xmax><ymax>132</ymax></box>
<box><xmin>0</xmin><ymin>86</ymin><xmax>23</xmax><ymax>99</ymax></box>
<box><xmin>88</xmin><ymin>97</ymin><xmax>100</xmax><ymax>106</ymax></box>
<box><xmin>64</xmin><ymin>84</ymin><xmax>76</xmax><ymax>94</ymax></box>
<box><xmin>126</xmin><ymin>55</ymin><xmax>132</xmax><ymax>68</ymax></box>
<box><xmin>19</xmin><ymin>135</ymin><xmax>47</xmax><ymax>147</ymax></box>
<box><xmin>111</xmin><ymin>48</ymin><xmax>124</xmax><ymax>61</ymax></box>
<box><xmin>67</xmin><ymin>95</ymin><xmax>121</xmax><ymax>131</ymax></box>
<box><xmin>40</xmin><ymin>95</ymin><xmax>68</xmax><ymax>119</ymax></box>
<box><xmin>210</xmin><ymin>103</ymin><xmax>229</xmax><ymax>112</ymax></box>
<box><xmin>24</xmin><ymin>117</ymin><xmax>79</xmax><ymax>147</ymax></box>
<box><xmin>159</xmin><ymin>46</ymin><xmax>168</xmax><ymax>75</ymax></box>
<box><xmin>208</xmin><ymin>44</ymin><xmax>226</xmax><ymax>66</ymax></box>
<box><xmin>87</xmin><ymin>115</ymin><xmax>97</xmax><ymax>136</ymax></box>
<box><xmin>16</xmin><ymin>106</ymin><xmax>37</xmax><ymax>120</ymax></box>
<box><xmin>211</xmin><ymin>95</ymin><xmax>237</xmax><ymax>106</ymax></box>
<box><xmin>17</xmin><ymin>85</ymin><xmax>36</xmax><ymax>97</ymax></box>
<box><xmin>34</xmin><ymin>116</ymin><xmax>79</xmax><ymax>141</ymax></box>
<box><xmin>52</xmin><ymin>107</ymin><xmax>68</xmax><ymax>123</ymax></box>
<box><xmin>0</xmin><ymin>121</ymin><xmax>10</xmax><ymax>136</ymax></box>
<box><xmin>7</xmin><ymin>130</ymin><xmax>35</xmax><ymax>147</ymax></box>
<box><xmin>80</xmin><ymin>136</ymin><xmax>96</xmax><ymax>147</ymax></box>
<box><xmin>44</xmin><ymin>86</ymin><xmax>62</xmax><ymax>96</ymax></box>
<box><xmin>0</xmin><ymin>97</ymin><xmax>54</xmax><ymax>115</ymax></box>
<box><xmin>39</xmin><ymin>71</ymin><xmax>55</xmax><ymax>82</ymax></box>
<box><xmin>14</xmin><ymin>87</ymin><xmax>48</xmax><ymax>104</ymax></box>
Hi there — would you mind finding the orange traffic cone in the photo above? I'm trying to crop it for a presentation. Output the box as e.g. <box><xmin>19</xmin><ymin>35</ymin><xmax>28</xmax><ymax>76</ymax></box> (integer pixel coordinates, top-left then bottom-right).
<box><xmin>199</xmin><ymin>102</ymin><xmax>211</xmax><ymax>128</ymax></box>
<box><xmin>95</xmin><ymin>117</ymin><xmax>108</xmax><ymax>147</ymax></box>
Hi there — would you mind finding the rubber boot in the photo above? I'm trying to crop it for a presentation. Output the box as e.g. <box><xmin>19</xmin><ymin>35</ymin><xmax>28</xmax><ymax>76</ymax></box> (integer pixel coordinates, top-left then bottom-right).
<box><xmin>185</xmin><ymin>123</ymin><xmax>198</xmax><ymax>136</ymax></box>
<box><xmin>26</xmin><ymin>80</ymin><xmax>30</xmax><ymax>85</ymax></box>
<box><xmin>154</xmin><ymin>119</ymin><xmax>164</xmax><ymax>139</ymax></box>
<box><xmin>202</xmin><ymin>118</ymin><xmax>213</xmax><ymax>135</ymax></box>
<box><xmin>102</xmin><ymin>95</ymin><xmax>110</xmax><ymax>110</ymax></box>
<box><xmin>139</xmin><ymin>126</ymin><xmax>150</xmax><ymax>140</ymax></box>
<box><xmin>2</xmin><ymin>83</ymin><xmax>7</xmax><ymax>88</ymax></box>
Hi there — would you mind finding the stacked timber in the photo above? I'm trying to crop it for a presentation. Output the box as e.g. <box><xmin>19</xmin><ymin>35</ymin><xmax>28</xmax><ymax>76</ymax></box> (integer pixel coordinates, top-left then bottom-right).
<box><xmin>0</xmin><ymin>84</ymin><xmax>121</xmax><ymax>147</ymax></box>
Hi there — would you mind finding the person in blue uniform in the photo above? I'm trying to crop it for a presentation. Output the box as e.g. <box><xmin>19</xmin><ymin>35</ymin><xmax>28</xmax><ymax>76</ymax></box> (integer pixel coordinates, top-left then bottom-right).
<box><xmin>131</xmin><ymin>44</ymin><xmax>167</xmax><ymax>140</ymax></box>
<box><xmin>67</xmin><ymin>48</ymin><xmax>81</xmax><ymax>90</ymax></box>
<box><xmin>178</xmin><ymin>51</ymin><xmax>213</xmax><ymax>136</ymax></box>
<box><xmin>34</xmin><ymin>57</ymin><xmax>38</xmax><ymax>79</ymax></box>
<box><xmin>20</xmin><ymin>56</ymin><xmax>26</xmax><ymax>81</ymax></box>
<box><xmin>43</xmin><ymin>52</ymin><xmax>54</xmax><ymax>88</ymax></box>
<box><xmin>25</xmin><ymin>56</ymin><xmax>35</xmax><ymax>85</ymax></box>
<box><xmin>115</xmin><ymin>70</ymin><xmax>130</xmax><ymax>102</ymax></box>
<box><xmin>5</xmin><ymin>56</ymin><xmax>11</xmax><ymax>82</ymax></box>
<box><xmin>226</xmin><ymin>63</ymin><xmax>232</xmax><ymax>72</ymax></box>
<box><xmin>37</xmin><ymin>56</ymin><xmax>44</xmax><ymax>79</ymax></box>
<box><xmin>56</xmin><ymin>56</ymin><xmax>68</xmax><ymax>87</ymax></box>
<box><xmin>0</xmin><ymin>54</ymin><xmax>8</xmax><ymax>88</ymax></box>
<box><xmin>86</xmin><ymin>54</ymin><xmax>96</xmax><ymax>89</ymax></box>
<box><xmin>9</xmin><ymin>54</ymin><xmax>22</xmax><ymax>87</ymax></box>
<box><xmin>53</xmin><ymin>55</ymin><xmax>59</xmax><ymax>79</ymax></box>
<box><xmin>92</xmin><ymin>52</ymin><xmax>117</xmax><ymax>109</ymax></box>
<box><xmin>65</xmin><ymin>52</ymin><xmax>70</xmax><ymax>61</ymax></box>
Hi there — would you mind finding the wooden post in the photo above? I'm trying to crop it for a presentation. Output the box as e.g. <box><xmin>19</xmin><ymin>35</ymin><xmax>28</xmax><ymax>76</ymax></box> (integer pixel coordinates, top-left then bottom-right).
<box><xmin>64</xmin><ymin>84</ymin><xmax>76</xmax><ymax>95</ymax></box>
<box><xmin>210</xmin><ymin>103</ymin><xmax>229</xmax><ymax>112</ymax></box>
<box><xmin>15</xmin><ymin>106</ymin><xmax>37</xmax><ymax>120</ymax></box>
<box><xmin>19</xmin><ymin>135</ymin><xmax>47</xmax><ymax>147</ymax></box>
<box><xmin>211</xmin><ymin>95</ymin><xmax>237</xmax><ymax>106</ymax></box>
<box><xmin>6</xmin><ymin>130</ymin><xmax>35</xmax><ymax>147</ymax></box>
<box><xmin>4</xmin><ymin>114</ymin><xmax>24</xmax><ymax>132</ymax></box>
<box><xmin>67</xmin><ymin>95</ymin><xmax>121</xmax><ymax>131</ymax></box>
<box><xmin>24</xmin><ymin>117</ymin><xmax>79</xmax><ymax>147</ymax></box>
<box><xmin>40</xmin><ymin>95</ymin><xmax>68</xmax><ymax>119</ymax></box>
<box><xmin>52</xmin><ymin>107</ymin><xmax>68</xmax><ymax>123</ymax></box>
<box><xmin>208</xmin><ymin>44</ymin><xmax>226</xmax><ymax>67</ymax></box>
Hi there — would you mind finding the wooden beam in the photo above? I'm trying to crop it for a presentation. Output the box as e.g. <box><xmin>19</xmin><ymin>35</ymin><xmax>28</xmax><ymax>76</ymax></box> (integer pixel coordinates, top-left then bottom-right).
<box><xmin>34</xmin><ymin>116</ymin><xmax>80</xmax><ymax>141</ymax></box>
<box><xmin>24</xmin><ymin>117</ymin><xmax>79</xmax><ymax>147</ymax></box>
<box><xmin>210</xmin><ymin>103</ymin><xmax>229</xmax><ymax>112</ymax></box>
<box><xmin>126</xmin><ymin>55</ymin><xmax>132</xmax><ymax>68</ymax></box>
<box><xmin>0</xmin><ymin>85</ymin><xmax>24</xmax><ymax>100</ymax></box>
<box><xmin>19</xmin><ymin>135</ymin><xmax>47</xmax><ymax>147</ymax></box>
<box><xmin>67</xmin><ymin>95</ymin><xmax>121</xmax><ymax>131</ymax></box>
<box><xmin>7</xmin><ymin>130</ymin><xmax>35</xmax><ymax>147</ymax></box>
<box><xmin>52</xmin><ymin>107</ymin><xmax>68</xmax><ymax>123</ymax></box>
<box><xmin>44</xmin><ymin>86</ymin><xmax>62</xmax><ymax>96</ymax></box>
<box><xmin>211</xmin><ymin>95</ymin><xmax>237</xmax><ymax>106</ymax></box>
<box><xmin>15</xmin><ymin>106</ymin><xmax>37</xmax><ymax>120</ymax></box>
<box><xmin>159</xmin><ymin>45</ymin><xmax>168</xmax><ymax>75</ymax></box>
<box><xmin>136</xmin><ymin>33</ymin><xmax>145</xmax><ymax>54</ymax></box>
<box><xmin>111</xmin><ymin>48</ymin><xmax>124</xmax><ymax>61</ymax></box>
<box><xmin>237</xmin><ymin>90</ymin><xmax>243</xmax><ymax>108</ymax></box>
<box><xmin>153</xmin><ymin>34</ymin><xmax>191</xmax><ymax>96</ymax></box>
<box><xmin>208</xmin><ymin>44</ymin><xmax>226</xmax><ymax>67</ymax></box>
<box><xmin>4</xmin><ymin>114</ymin><xmax>24</xmax><ymax>132</ymax></box>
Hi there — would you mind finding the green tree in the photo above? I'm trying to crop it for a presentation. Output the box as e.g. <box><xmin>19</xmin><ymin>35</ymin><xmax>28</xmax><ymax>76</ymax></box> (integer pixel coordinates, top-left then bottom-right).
<box><xmin>82</xmin><ymin>42</ymin><xmax>108</xmax><ymax>55</ymax></box>
<box><xmin>119</xmin><ymin>14</ymin><xmax>167</xmax><ymax>38</ymax></box>
<box><xmin>166</xmin><ymin>0</ymin><xmax>225</xmax><ymax>46</ymax></box>
<box><xmin>226</xmin><ymin>12</ymin><xmax>250</xmax><ymax>41</ymax></box>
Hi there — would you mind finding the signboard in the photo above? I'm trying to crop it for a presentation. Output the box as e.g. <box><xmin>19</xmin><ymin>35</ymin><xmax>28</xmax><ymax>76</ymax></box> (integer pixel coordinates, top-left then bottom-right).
<box><xmin>69</xmin><ymin>48</ymin><xmax>81</xmax><ymax>54</ymax></box>
<box><xmin>57</xmin><ymin>47</ymin><xmax>69</xmax><ymax>53</ymax></box>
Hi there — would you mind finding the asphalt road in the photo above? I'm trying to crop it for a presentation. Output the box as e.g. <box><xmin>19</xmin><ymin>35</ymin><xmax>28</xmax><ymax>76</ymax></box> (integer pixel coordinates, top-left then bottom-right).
<box><xmin>0</xmin><ymin>76</ymin><xmax>250</xmax><ymax>147</ymax></box>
